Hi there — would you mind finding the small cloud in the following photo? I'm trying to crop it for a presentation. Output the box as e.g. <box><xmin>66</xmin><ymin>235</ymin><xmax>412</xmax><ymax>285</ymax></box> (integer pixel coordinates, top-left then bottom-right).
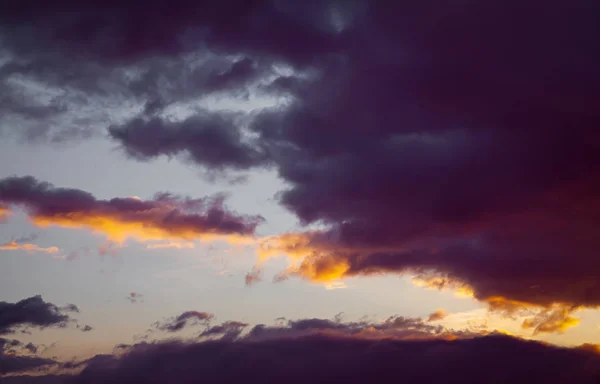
<box><xmin>98</xmin><ymin>242</ymin><xmax>120</xmax><ymax>257</ymax></box>
<box><xmin>126</xmin><ymin>292</ymin><xmax>144</xmax><ymax>304</ymax></box>
<box><xmin>245</xmin><ymin>267</ymin><xmax>262</xmax><ymax>286</ymax></box>
<box><xmin>60</xmin><ymin>304</ymin><xmax>80</xmax><ymax>313</ymax></box>
<box><xmin>146</xmin><ymin>241</ymin><xmax>195</xmax><ymax>249</ymax></box>
<box><xmin>324</xmin><ymin>281</ymin><xmax>347</xmax><ymax>290</ymax></box>
<box><xmin>23</xmin><ymin>342</ymin><xmax>38</xmax><ymax>354</ymax></box>
<box><xmin>200</xmin><ymin>321</ymin><xmax>248</xmax><ymax>340</ymax></box>
<box><xmin>427</xmin><ymin>309</ymin><xmax>449</xmax><ymax>322</ymax></box>
<box><xmin>155</xmin><ymin>311</ymin><xmax>214</xmax><ymax>332</ymax></box>
<box><xmin>0</xmin><ymin>240</ymin><xmax>62</xmax><ymax>256</ymax></box>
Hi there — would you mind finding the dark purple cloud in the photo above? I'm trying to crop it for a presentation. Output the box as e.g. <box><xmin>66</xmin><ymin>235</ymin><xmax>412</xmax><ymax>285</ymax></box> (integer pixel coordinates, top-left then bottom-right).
<box><xmin>240</xmin><ymin>1</ymin><xmax>600</xmax><ymax>315</ymax></box>
<box><xmin>4</xmin><ymin>312</ymin><xmax>600</xmax><ymax>382</ymax></box>
<box><xmin>0</xmin><ymin>295</ymin><xmax>85</xmax><ymax>374</ymax></box>
<box><xmin>0</xmin><ymin>353</ymin><xmax>56</xmax><ymax>375</ymax></box>
<box><xmin>107</xmin><ymin>113</ymin><xmax>269</xmax><ymax>170</ymax></box>
<box><xmin>200</xmin><ymin>321</ymin><xmax>248</xmax><ymax>340</ymax></box>
<box><xmin>0</xmin><ymin>176</ymin><xmax>263</xmax><ymax>243</ymax></box>
<box><xmin>8</xmin><ymin>335</ymin><xmax>596</xmax><ymax>383</ymax></box>
<box><xmin>0</xmin><ymin>0</ymin><xmax>342</xmax><ymax>143</ymax></box>
<box><xmin>0</xmin><ymin>296</ymin><xmax>73</xmax><ymax>335</ymax></box>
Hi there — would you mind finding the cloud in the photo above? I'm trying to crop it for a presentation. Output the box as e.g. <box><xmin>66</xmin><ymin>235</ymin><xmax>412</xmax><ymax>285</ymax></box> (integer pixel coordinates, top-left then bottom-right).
<box><xmin>0</xmin><ymin>296</ymin><xmax>75</xmax><ymax>335</ymax></box>
<box><xmin>427</xmin><ymin>310</ymin><xmax>448</xmax><ymax>322</ymax></box>
<box><xmin>108</xmin><ymin>113</ymin><xmax>270</xmax><ymax>171</ymax></box>
<box><xmin>0</xmin><ymin>240</ymin><xmax>61</xmax><ymax>256</ymax></box>
<box><xmin>0</xmin><ymin>297</ymin><xmax>77</xmax><ymax>375</ymax></box>
<box><xmin>79</xmin><ymin>325</ymin><xmax>93</xmax><ymax>333</ymax></box>
<box><xmin>244</xmin><ymin>267</ymin><xmax>262</xmax><ymax>286</ymax></box>
<box><xmin>0</xmin><ymin>205</ymin><xmax>11</xmax><ymax>221</ymax></box>
<box><xmin>154</xmin><ymin>311</ymin><xmax>214</xmax><ymax>333</ymax></box>
<box><xmin>0</xmin><ymin>338</ymin><xmax>54</xmax><ymax>375</ymax></box>
<box><xmin>0</xmin><ymin>1</ymin><xmax>325</xmax><ymax>144</ymax></box>
<box><xmin>195</xmin><ymin>1</ymin><xmax>599</xmax><ymax>321</ymax></box>
<box><xmin>200</xmin><ymin>321</ymin><xmax>248</xmax><ymax>340</ymax></box>
<box><xmin>0</xmin><ymin>176</ymin><xmax>263</xmax><ymax>244</ymax></box>
<box><xmin>521</xmin><ymin>306</ymin><xmax>581</xmax><ymax>335</ymax></box>
<box><xmin>24</xmin><ymin>343</ymin><xmax>38</xmax><ymax>354</ymax></box>
<box><xmin>5</xmin><ymin>311</ymin><xmax>599</xmax><ymax>381</ymax></box>
<box><xmin>146</xmin><ymin>241</ymin><xmax>195</xmax><ymax>249</ymax></box>
<box><xmin>20</xmin><ymin>334</ymin><xmax>600</xmax><ymax>383</ymax></box>
<box><xmin>125</xmin><ymin>293</ymin><xmax>143</xmax><ymax>304</ymax></box>
<box><xmin>0</xmin><ymin>352</ymin><xmax>56</xmax><ymax>375</ymax></box>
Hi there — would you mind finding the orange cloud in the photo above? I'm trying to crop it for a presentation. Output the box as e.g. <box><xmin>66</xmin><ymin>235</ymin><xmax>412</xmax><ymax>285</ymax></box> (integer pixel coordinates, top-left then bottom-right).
<box><xmin>0</xmin><ymin>240</ymin><xmax>61</xmax><ymax>256</ymax></box>
<box><xmin>427</xmin><ymin>309</ymin><xmax>449</xmax><ymax>322</ymax></box>
<box><xmin>411</xmin><ymin>274</ymin><xmax>475</xmax><ymax>298</ymax></box>
<box><xmin>0</xmin><ymin>205</ymin><xmax>10</xmax><ymax>221</ymax></box>
<box><xmin>0</xmin><ymin>176</ymin><xmax>263</xmax><ymax>245</ymax></box>
<box><xmin>521</xmin><ymin>305</ymin><xmax>581</xmax><ymax>335</ymax></box>
<box><xmin>31</xmin><ymin>210</ymin><xmax>255</xmax><ymax>245</ymax></box>
<box><xmin>257</xmin><ymin>233</ymin><xmax>352</xmax><ymax>283</ymax></box>
<box><xmin>482</xmin><ymin>297</ymin><xmax>581</xmax><ymax>335</ymax></box>
<box><xmin>256</xmin><ymin>231</ymin><xmax>585</xmax><ymax>335</ymax></box>
<box><xmin>146</xmin><ymin>241</ymin><xmax>196</xmax><ymax>249</ymax></box>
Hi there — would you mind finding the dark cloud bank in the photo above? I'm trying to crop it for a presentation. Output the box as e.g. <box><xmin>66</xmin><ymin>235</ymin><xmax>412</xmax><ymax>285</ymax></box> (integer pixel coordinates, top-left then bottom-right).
<box><xmin>5</xmin><ymin>327</ymin><xmax>600</xmax><ymax>383</ymax></box>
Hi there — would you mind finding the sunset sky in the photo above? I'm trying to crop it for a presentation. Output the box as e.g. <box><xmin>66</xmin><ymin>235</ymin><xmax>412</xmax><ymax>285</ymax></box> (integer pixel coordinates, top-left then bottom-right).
<box><xmin>1</xmin><ymin>1</ymin><xmax>599</xmax><ymax>383</ymax></box>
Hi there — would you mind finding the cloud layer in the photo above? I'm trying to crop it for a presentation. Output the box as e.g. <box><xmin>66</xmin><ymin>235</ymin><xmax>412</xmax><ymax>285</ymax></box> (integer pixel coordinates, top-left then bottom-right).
<box><xmin>9</xmin><ymin>334</ymin><xmax>600</xmax><ymax>383</ymax></box>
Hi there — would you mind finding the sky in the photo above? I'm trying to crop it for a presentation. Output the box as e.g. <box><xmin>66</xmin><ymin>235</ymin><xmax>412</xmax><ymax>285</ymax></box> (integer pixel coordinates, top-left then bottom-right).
<box><xmin>0</xmin><ymin>1</ymin><xmax>599</xmax><ymax>383</ymax></box>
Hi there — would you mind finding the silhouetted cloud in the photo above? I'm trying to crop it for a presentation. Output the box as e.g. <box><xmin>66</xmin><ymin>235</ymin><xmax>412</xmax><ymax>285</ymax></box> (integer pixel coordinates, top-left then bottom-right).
<box><xmin>1</xmin><ymin>333</ymin><xmax>57</xmax><ymax>375</ymax></box>
<box><xmin>5</xmin><ymin>311</ymin><xmax>600</xmax><ymax>382</ymax></box>
<box><xmin>108</xmin><ymin>113</ymin><xmax>269</xmax><ymax>170</ymax></box>
<box><xmin>0</xmin><ymin>176</ymin><xmax>263</xmax><ymax>243</ymax></box>
<box><xmin>0</xmin><ymin>296</ymin><xmax>74</xmax><ymax>335</ymax></box>
<box><xmin>155</xmin><ymin>311</ymin><xmax>214</xmax><ymax>333</ymax></box>
<box><xmin>24</xmin><ymin>343</ymin><xmax>38</xmax><ymax>354</ymax></box>
<box><xmin>0</xmin><ymin>353</ymin><xmax>56</xmax><ymax>375</ymax></box>
<box><xmin>15</xmin><ymin>335</ymin><xmax>599</xmax><ymax>383</ymax></box>
<box><xmin>200</xmin><ymin>321</ymin><xmax>248</xmax><ymax>340</ymax></box>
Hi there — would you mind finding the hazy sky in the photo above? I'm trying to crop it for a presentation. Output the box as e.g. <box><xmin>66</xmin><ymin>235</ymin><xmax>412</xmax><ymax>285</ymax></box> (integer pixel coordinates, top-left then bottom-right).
<box><xmin>0</xmin><ymin>1</ymin><xmax>599</xmax><ymax>382</ymax></box>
